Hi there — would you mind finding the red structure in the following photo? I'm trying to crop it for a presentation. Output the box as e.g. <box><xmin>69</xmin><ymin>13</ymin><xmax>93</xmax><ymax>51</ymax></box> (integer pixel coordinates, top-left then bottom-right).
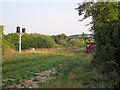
<box><xmin>86</xmin><ymin>43</ymin><xmax>96</xmax><ymax>53</ymax></box>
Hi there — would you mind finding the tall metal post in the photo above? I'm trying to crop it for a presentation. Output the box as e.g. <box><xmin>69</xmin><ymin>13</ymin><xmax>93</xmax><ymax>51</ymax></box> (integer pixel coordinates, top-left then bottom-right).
<box><xmin>19</xmin><ymin>34</ymin><xmax>21</xmax><ymax>53</ymax></box>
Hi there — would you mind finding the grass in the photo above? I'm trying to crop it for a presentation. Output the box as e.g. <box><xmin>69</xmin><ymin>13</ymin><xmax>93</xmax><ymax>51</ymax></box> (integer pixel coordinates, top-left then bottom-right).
<box><xmin>2</xmin><ymin>48</ymin><xmax>115</xmax><ymax>88</ymax></box>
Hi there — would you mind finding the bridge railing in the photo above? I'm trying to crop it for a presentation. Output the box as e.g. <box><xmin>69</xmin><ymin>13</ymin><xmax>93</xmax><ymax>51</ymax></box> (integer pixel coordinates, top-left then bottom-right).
<box><xmin>63</xmin><ymin>34</ymin><xmax>93</xmax><ymax>41</ymax></box>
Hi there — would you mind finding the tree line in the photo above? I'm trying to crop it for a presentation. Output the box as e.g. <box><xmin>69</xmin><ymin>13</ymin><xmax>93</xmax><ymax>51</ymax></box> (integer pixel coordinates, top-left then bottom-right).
<box><xmin>0</xmin><ymin>28</ymin><xmax>94</xmax><ymax>53</ymax></box>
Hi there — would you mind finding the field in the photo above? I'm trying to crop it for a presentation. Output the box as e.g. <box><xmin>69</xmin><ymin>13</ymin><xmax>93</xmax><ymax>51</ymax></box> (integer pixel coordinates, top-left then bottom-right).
<box><xmin>2</xmin><ymin>48</ymin><xmax>115</xmax><ymax>88</ymax></box>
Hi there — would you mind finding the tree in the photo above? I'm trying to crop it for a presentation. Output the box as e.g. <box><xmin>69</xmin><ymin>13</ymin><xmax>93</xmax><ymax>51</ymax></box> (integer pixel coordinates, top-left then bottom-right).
<box><xmin>57</xmin><ymin>40</ymin><xmax>68</xmax><ymax>47</ymax></box>
<box><xmin>4</xmin><ymin>33</ymin><xmax>19</xmax><ymax>49</ymax></box>
<box><xmin>51</xmin><ymin>33</ymin><xmax>67</xmax><ymax>43</ymax></box>
<box><xmin>0</xmin><ymin>25</ymin><xmax>5</xmax><ymax>37</ymax></box>
<box><xmin>0</xmin><ymin>25</ymin><xmax>12</xmax><ymax>53</ymax></box>
<box><xmin>81</xmin><ymin>32</ymin><xmax>87</xmax><ymax>39</ymax></box>
<box><xmin>2</xmin><ymin>38</ymin><xmax>10</xmax><ymax>53</ymax></box>
<box><xmin>21</xmin><ymin>33</ymin><xmax>57</xmax><ymax>49</ymax></box>
<box><xmin>77</xmin><ymin>1</ymin><xmax>119</xmax><ymax>87</ymax></box>
<box><xmin>68</xmin><ymin>38</ymin><xmax>84</xmax><ymax>47</ymax></box>
<box><xmin>77</xmin><ymin>1</ymin><xmax>120</xmax><ymax>87</ymax></box>
<box><xmin>81</xmin><ymin>32</ymin><xmax>87</xmax><ymax>47</ymax></box>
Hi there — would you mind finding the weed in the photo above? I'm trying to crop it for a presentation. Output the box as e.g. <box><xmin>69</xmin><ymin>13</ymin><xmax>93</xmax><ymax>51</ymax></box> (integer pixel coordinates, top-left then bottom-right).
<box><xmin>33</xmin><ymin>78</ymin><xmax>39</xmax><ymax>81</ymax></box>
<box><xmin>2</xmin><ymin>48</ymin><xmax>116</xmax><ymax>88</ymax></box>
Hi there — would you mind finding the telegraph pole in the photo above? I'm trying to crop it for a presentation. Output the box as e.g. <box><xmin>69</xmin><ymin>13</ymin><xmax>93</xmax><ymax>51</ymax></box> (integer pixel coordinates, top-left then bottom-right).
<box><xmin>16</xmin><ymin>26</ymin><xmax>26</xmax><ymax>53</ymax></box>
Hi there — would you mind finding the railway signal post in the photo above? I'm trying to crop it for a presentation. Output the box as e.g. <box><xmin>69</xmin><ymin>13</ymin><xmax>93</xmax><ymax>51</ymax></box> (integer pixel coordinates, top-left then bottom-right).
<box><xmin>16</xmin><ymin>26</ymin><xmax>26</xmax><ymax>53</ymax></box>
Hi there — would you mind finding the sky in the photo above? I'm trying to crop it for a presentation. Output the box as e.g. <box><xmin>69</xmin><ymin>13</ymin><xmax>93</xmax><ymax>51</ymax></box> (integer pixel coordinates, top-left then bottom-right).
<box><xmin>1</xmin><ymin>0</ymin><xmax>93</xmax><ymax>36</ymax></box>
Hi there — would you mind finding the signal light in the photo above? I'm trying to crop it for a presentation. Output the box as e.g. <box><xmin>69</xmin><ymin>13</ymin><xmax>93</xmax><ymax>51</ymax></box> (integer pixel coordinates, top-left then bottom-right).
<box><xmin>22</xmin><ymin>28</ymin><xmax>25</xmax><ymax>33</ymax></box>
<box><xmin>17</xmin><ymin>26</ymin><xmax>20</xmax><ymax>33</ymax></box>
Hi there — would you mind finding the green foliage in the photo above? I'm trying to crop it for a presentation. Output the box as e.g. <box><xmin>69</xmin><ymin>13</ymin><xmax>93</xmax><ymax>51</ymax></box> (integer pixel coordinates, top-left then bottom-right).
<box><xmin>2</xmin><ymin>48</ymin><xmax>117</xmax><ymax>88</ymax></box>
<box><xmin>2</xmin><ymin>38</ymin><xmax>10</xmax><ymax>52</ymax></box>
<box><xmin>77</xmin><ymin>2</ymin><xmax>119</xmax><ymax>87</ymax></box>
<box><xmin>21</xmin><ymin>33</ymin><xmax>57</xmax><ymax>49</ymax></box>
<box><xmin>2</xmin><ymin>31</ymin><xmax>91</xmax><ymax>51</ymax></box>
<box><xmin>51</xmin><ymin>33</ymin><xmax>67</xmax><ymax>43</ymax></box>
<box><xmin>2</xmin><ymin>32</ymin><xmax>58</xmax><ymax>50</ymax></box>
<box><xmin>81</xmin><ymin>32</ymin><xmax>87</xmax><ymax>39</ymax></box>
<box><xmin>86</xmin><ymin>38</ymin><xmax>95</xmax><ymax>43</ymax></box>
<box><xmin>57</xmin><ymin>40</ymin><xmax>68</xmax><ymax>47</ymax></box>
<box><xmin>77</xmin><ymin>1</ymin><xmax>119</xmax><ymax>68</ymax></box>
<box><xmin>0</xmin><ymin>25</ymin><xmax>5</xmax><ymax>36</ymax></box>
<box><xmin>68</xmin><ymin>38</ymin><xmax>84</xmax><ymax>47</ymax></box>
<box><xmin>0</xmin><ymin>25</ymin><xmax>13</xmax><ymax>53</ymax></box>
<box><xmin>4</xmin><ymin>33</ymin><xmax>19</xmax><ymax>49</ymax></box>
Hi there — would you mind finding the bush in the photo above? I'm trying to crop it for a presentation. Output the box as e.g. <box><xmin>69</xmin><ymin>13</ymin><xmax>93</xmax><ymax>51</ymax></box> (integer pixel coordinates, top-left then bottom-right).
<box><xmin>57</xmin><ymin>40</ymin><xmax>68</xmax><ymax>47</ymax></box>
<box><xmin>4</xmin><ymin>33</ymin><xmax>19</xmax><ymax>49</ymax></box>
<box><xmin>2</xmin><ymin>38</ymin><xmax>10</xmax><ymax>52</ymax></box>
<box><xmin>68</xmin><ymin>38</ymin><xmax>84</xmax><ymax>47</ymax></box>
<box><xmin>51</xmin><ymin>34</ymin><xmax>67</xmax><ymax>43</ymax></box>
<box><xmin>2</xmin><ymin>38</ymin><xmax>16</xmax><ymax>54</ymax></box>
<box><xmin>77</xmin><ymin>2</ymin><xmax>119</xmax><ymax>87</ymax></box>
<box><xmin>21</xmin><ymin>33</ymin><xmax>57</xmax><ymax>49</ymax></box>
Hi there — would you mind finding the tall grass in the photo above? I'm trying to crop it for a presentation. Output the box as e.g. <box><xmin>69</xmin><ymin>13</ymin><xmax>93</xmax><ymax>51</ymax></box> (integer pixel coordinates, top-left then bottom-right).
<box><xmin>2</xmin><ymin>48</ymin><xmax>116</xmax><ymax>88</ymax></box>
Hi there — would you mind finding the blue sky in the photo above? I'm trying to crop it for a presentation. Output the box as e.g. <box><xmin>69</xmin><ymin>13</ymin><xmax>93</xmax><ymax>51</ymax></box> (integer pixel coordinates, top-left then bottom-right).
<box><xmin>1</xmin><ymin>1</ymin><xmax>92</xmax><ymax>36</ymax></box>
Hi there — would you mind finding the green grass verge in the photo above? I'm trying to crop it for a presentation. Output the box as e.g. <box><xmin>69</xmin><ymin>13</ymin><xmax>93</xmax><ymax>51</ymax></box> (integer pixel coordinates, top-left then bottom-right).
<box><xmin>2</xmin><ymin>48</ymin><xmax>116</xmax><ymax>88</ymax></box>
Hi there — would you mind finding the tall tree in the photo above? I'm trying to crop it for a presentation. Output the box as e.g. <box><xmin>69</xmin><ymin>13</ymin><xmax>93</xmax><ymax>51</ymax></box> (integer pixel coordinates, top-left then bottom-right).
<box><xmin>0</xmin><ymin>25</ymin><xmax>5</xmax><ymax>37</ymax></box>
<box><xmin>77</xmin><ymin>1</ymin><xmax>119</xmax><ymax>87</ymax></box>
<box><xmin>0</xmin><ymin>25</ymin><xmax>12</xmax><ymax>53</ymax></box>
<box><xmin>77</xmin><ymin>1</ymin><xmax>119</xmax><ymax>72</ymax></box>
